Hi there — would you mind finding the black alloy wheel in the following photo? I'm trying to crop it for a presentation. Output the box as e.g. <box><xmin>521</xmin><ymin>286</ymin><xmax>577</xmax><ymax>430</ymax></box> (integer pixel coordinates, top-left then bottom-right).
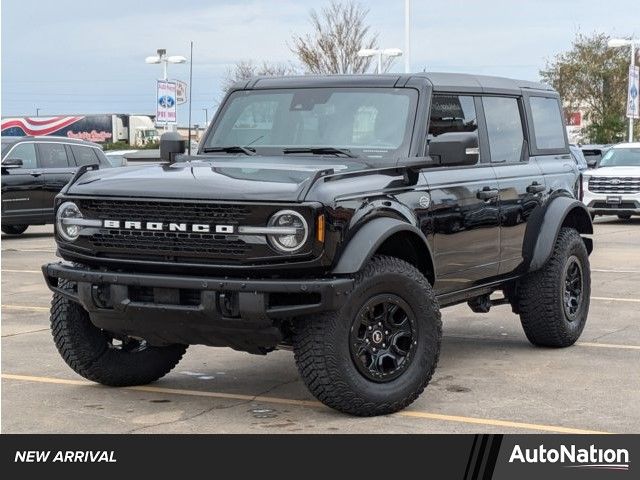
<box><xmin>562</xmin><ymin>255</ymin><xmax>583</xmax><ymax>321</ymax></box>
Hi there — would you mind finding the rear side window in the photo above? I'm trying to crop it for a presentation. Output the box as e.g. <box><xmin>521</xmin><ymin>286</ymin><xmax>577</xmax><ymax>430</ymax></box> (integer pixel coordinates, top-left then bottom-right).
<box><xmin>70</xmin><ymin>145</ymin><xmax>99</xmax><ymax>166</ymax></box>
<box><xmin>482</xmin><ymin>97</ymin><xmax>525</xmax><ymax>163</ymax></box>
<box><xmin>37</xmin><ymin>143</ymin><xmax>70</xmax><ymax>168</ymax></box>
<box><xmin>529</xmin><ymin>96</ymin><xmax>566</xmax><ymax>150</ymax></box>
<box><xmin>5</xmin><ymin>142</ymin><xmax>37</xmax><ymax>169</ymax></box>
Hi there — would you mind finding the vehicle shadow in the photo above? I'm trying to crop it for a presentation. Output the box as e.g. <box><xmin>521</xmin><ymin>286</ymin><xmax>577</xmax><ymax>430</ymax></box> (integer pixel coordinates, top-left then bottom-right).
<box><xmin>1</xmin><ymin>232</ymin><xmax>54</xmax><ymax>240</ymax></box>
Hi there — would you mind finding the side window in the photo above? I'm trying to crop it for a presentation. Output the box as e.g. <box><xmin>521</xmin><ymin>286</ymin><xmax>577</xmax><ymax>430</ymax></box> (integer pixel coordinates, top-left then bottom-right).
<box><xmin>6</xmin><ymin>143</ymin><xmax>37</xmax><ymax>169</ymax></box>
<box><xmin>529</xmin><ymin>96</ymin><xmax>566</xmax><ymax>150</ymax></box>
<box><xmin>482</xmin><ymin>97</ymin><xmax>525</xmax><ymax>163</ymax></box>
<box><xmin>70</xmin><ymin>145</ymin><xmax>99</xmax><ymax>166</ymax></box>
<box><xmin>428</xmin><ymin>95</ymin><xmax>478</xmax><ymax>138</ymax></box>
<box><xmin>38</xmin><ymin>143</ymin><xmax>71</xmax><ymax>168</ymax></box>
<box><xmin>92</xmin><ymin>148</ymin><xmax>112</xmax><ymax>167</ymax></box>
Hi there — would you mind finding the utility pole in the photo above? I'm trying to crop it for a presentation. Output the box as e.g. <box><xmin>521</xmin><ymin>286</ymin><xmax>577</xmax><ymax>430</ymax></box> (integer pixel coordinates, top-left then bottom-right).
<box><xmin>404</xmin><ymin>0</ymin><xmax>411</xmax><ymax>73</ymax></box>
<box><xmin>630</xmin><ymin>40</ymin><xmax>636</xmax><ymax>142</ymax></box>
<box><xmin>35</xmin><ymin>108</ymin><xmax>41</xmax><ymax>117</ymax></box>
<box><xmin>203</xmin><ymin>108</ymin><xmax>209</xmax><ymax>125</ymax></box>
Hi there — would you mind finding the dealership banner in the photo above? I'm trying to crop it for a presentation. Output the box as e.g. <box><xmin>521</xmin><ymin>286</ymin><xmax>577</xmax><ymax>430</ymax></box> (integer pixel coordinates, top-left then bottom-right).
<box><xmin>0</xmin><ymin>434</ymin><xmax>637</xmax><ymax>477</ymax></box>
<box><xmin>627</xmin><ymin>65</ymin><xmax>639</xmax><ymax>119</ymax></box>
<box><xmin>156</xmin><ymin>80</ymin><xmax>177</xmax><ymax>125</ymax></box>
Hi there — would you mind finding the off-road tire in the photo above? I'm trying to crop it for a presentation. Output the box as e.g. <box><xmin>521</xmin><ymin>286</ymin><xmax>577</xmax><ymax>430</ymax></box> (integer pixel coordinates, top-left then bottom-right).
<box><xmin>2</xmin><ymin>224</ymin><xmax>28</xmax><ymax>235</ymax></box>
<box><xmin>517</xmin><ymin>227</ymin><xmax>590</xmax><ymax>347</ymax></box>
<box><xmin>617</xmin><ymin>214</ymin><xmax>632</xmax><ymax>220</ymax></box>
<box><xmin>51</xmin><ymin>280</ymin><xmax>187</xmax><ymax>386</ymax></box>
<box><xmin>293</xmin><ymin>255</ymin><xmax>442</xmax><ymax>416</ymax></box>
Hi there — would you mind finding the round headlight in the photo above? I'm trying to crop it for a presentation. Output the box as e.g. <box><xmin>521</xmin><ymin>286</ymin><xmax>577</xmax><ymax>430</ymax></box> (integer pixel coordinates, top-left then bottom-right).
<box><xmin>56</xmin><ymin>201</ymin><xmax>83</xmax><ymax>242</ymax></box>
<box><xmin>267</xmin><ymin>210</ymin><xmax>308</xmax><ymax>253</ymax></box>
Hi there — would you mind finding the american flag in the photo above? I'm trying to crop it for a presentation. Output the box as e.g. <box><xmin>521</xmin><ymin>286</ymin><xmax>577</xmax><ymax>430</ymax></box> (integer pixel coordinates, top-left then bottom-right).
<box><xmin>1</xmin><ymin>116</ymin><xmax>85</xmax><ymax>136</ymax></box>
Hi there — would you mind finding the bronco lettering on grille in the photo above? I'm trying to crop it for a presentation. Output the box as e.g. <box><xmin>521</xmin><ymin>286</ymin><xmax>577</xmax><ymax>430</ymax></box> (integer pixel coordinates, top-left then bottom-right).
<box><xmin>103</xmin><ymin>220</ymin><xmax>234</xmax><ymax>234</ymax></box>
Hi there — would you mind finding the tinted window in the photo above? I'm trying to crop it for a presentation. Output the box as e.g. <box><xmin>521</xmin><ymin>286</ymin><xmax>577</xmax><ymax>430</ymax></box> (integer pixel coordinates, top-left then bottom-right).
<box><xmin>599</xmin><ymin>147</ymin><xmax>640</xmax><ymax>167</ymax></box>
<box><xmin>38</xmin><ymin>143</ymin><xmax>70</xmax><ymax>168</ymax></box>
<box><xmin>428</xmin><ymin>95</ymin><xmax>478</xmax><ymax>138</ymax></box>
<box><xmin>5</xmin><ymin>142</ymin><xmax>37</xmax><ymax>169</ymax></box>
<box><xmin>530</xmin><ymin>96</ymin><xmax>566</xmax><ymax>149</ymax></box>
<box><xmin>71</xmin><ymin>145</ymin><xmax>99</xmax><ymax>166</ymax></box>
<box><xmin>483</xmin><ymin>97</ymin><xmax>525</xmax><ymax>163</ymax></box>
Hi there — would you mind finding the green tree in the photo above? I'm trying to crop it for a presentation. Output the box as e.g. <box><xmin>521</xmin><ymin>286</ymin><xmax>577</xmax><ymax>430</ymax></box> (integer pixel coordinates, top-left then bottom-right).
<box><xmin>540</xmin><ymin>32</ymin><xmax>636</xmax><ymax>143</ymax></box>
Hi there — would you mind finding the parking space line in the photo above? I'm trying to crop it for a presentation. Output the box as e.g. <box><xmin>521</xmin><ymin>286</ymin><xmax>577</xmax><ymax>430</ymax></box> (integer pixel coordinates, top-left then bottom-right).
<box><xmin>591</xmin><ymin>296</ymin><xmax>640</xmax><ymax>303</ymax></box>
<box><xmin>592</xmin><ymin>269</ymin><xmax>640</xmax><ymax>274</ymax></box>
<box><xmin>2</xmin><ymin>328</ymin><xmax>49</xmax><ymax>338</ymax></box>
<box><xmin>2</xmin><ymin>269</ymin><xmax>42</xmax><ymax>274</ymax></box>
<box><xmin>577</xmin><ymin>342</ymin><xmax>640</xmax><ymax>351</ymax></box>
<box><xmin>0</xmin><ymin>373</ymin><xmax>610</xmax><ymax>434</ymax></box>
<box><xmin>1</xmin><ymin>305</ymin><xmax>49</xmax><ymax>312</ymax></box>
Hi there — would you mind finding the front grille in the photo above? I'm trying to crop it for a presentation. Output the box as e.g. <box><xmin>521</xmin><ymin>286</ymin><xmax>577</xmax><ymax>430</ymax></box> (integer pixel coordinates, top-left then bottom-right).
<box><xmin>588</xmin><ymin>177</ymin><xmax>640</xmax><ymax>194</ymax></box>
<box><xmin>592</xmin><ymin>201</ymin><xmax>637</xmax><ymax>209</ymax></box>
<box><xmin>79</xmin><ymin>199</ymin><xmax>251</xmax><ymax>224</ymax></box>
<box><xmin>74</xmin><ymin>198</ymin><xmax>269</xmax><ymax>264</ymax></box>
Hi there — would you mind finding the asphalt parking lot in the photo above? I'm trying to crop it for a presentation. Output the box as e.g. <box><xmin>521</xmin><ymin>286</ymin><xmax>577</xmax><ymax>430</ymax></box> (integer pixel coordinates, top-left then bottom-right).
<box><xmin>1</xmin><ymin>218</ymin><xmax>639</xmax><ymax>434</ymax></box>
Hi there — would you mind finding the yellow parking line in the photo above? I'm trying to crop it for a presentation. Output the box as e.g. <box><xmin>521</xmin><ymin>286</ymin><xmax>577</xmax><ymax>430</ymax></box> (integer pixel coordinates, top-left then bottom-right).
<box><xmin>2</xmin><ymin>269</ymin><xmax>42</xmax><ymax>274</ymax></box>
<box><xmin>1</xmin><ymin>373</ymin><xmax>611</xmax><ymax>434</ymax></box>
<box><xmin>591</xmin><ymin>296</ymin><xmax>640</xmax><ymax>303</ymax></box>
<box><xmin>1</xmin><ymin>305</ymin><xmax>49</xmax><ymax>312</ymax></box>
<box><xmin>577</xmin><ymin>342</ymin><xmax>640</xmax><ymax>351</ymax></box>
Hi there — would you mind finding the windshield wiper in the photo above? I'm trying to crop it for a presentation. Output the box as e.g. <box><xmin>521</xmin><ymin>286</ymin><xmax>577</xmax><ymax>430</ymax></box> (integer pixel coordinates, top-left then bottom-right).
<box><xmin>203</xmin><ymin>146</ymin><xmax>256</xmax><ymax>156</ymax></box>
<box><xmin>283</xmin><ymin>147</ymin><xmax>357</xmax><ymax>158</ymax></box>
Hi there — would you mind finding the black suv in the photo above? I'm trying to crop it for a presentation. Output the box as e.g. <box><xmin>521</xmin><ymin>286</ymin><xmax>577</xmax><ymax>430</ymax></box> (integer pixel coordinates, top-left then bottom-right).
<box><xmin>42</xmin><ymin>74</ymin><xmax>593</xmax><ymax>416</ymax></box>
<box><xmin>1</xmin><ymin>136</ymin><xmax>111</xmax><ymax>235</ymax></box>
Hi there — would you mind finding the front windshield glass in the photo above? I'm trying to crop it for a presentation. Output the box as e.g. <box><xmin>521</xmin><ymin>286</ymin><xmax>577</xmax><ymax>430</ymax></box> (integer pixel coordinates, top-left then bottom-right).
<box><xmin>599</xmin><ymin>147</ymin><xmax>640</xmax><ymax>167</ymax></box>
<box><xmin>203</xmin><ymin>88</ymin><xmax>418</xmax><ymax>159</ymax></box>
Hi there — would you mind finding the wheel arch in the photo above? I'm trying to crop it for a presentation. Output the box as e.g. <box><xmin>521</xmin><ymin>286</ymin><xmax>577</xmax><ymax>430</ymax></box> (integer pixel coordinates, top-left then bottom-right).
<box><xmin>524</xmin><ymin>196</ymin><xmax>593</xmax><ymax>272</ymax></box>
<box><xmin>331</xmin><ymin>217</ymin><xmax>436</xmax><ymax>285</ymax></box>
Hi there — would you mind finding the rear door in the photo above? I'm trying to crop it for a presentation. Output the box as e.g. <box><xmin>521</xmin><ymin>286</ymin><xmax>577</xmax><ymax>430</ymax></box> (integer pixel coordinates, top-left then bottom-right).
<box><xmin>482</xmin><ymin>95</ymin><xmax>545</xmax><ymax>274</ymax></box>
<box><xmin>1</xmin><ymin>142</ymin><xmax>47</xmax><ymax>224</ymax></box>
<box><xmin>425</xmin><ymin>94</ymin><xmax>501</xmax><ymax>293</ymax></box>
<box><xmin>38</xmin><ymin>142</ymin><xmax>76</xmax><ymax>221</ymax></box>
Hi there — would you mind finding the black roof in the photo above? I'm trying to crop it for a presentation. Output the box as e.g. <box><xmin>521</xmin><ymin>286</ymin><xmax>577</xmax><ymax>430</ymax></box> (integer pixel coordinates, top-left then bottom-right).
<box><xmin>0</xmin><ymin>135</ymin><xmax>102</xmax><ymax>148</ymax></box>
<box><xmin>235</xmin><ymin>72</ymin><xmax>554</xmax><ymax>95</ymax></box>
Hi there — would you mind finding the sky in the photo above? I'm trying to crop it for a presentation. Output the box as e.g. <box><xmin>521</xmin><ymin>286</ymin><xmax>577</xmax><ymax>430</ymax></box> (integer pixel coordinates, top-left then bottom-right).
<box><xmin>1</xmin><ymin>0</ymin><xmax>638</xmax><ymax>125</ymax></box>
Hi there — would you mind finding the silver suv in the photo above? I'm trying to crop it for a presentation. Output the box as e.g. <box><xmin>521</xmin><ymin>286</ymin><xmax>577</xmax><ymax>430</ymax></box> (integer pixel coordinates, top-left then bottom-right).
<box><xmin>583</xmin><ymin>143</ymin><xmax>640</xmax><ymax>220</ymax></box>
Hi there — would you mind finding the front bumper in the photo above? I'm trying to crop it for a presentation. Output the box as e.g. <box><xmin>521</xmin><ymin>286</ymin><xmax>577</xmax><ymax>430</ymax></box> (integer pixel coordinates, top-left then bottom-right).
<box><xmin>583</xmin><ymin>191</ymin><xmax>640</xmax><ymax>216</ymax></box>
<box><xmin>42</xmin><ymin>263</ymin><xmax>354</xmax><ymax>352</ymax></box>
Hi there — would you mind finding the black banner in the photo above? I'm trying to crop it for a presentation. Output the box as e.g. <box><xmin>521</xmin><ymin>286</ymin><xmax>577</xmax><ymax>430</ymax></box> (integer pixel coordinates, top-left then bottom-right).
<box><xmin>0</xmin><ymin>434</ymin><xmax>636</xmax><ymax>478</ymax></box>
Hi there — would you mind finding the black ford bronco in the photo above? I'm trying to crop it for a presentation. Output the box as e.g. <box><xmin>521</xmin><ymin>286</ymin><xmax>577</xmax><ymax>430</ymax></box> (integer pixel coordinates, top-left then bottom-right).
<box><xmin>42</xmin><ymin>73</ymin><xmax>593</xmax><ymax>416</ymax></box>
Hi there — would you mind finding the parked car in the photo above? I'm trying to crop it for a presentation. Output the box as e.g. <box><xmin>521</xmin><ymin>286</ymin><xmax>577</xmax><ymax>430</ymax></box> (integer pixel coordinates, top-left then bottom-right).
<box><xmin>580</xmin><ymin>144</ymin><xmax>612</xmax><ymax>169</ymax></box>
<box><xmin>582</xmin><ymin>142</ymin><xmax>640</xmax><ymax>220</ymax></box>
<box><xmin>42</xmin><ymin>73</ymin><xmax>593</xmax><ymax>416</ymax></box>
<box><xmin>1</xmin><ymin>136</ymin><xmax>111</xmax><ymax>235</ymax></box>
<box><xmin>569</xmin><ymin>144</ymin><xmax>588</xmax><ymax>171</ymax></box>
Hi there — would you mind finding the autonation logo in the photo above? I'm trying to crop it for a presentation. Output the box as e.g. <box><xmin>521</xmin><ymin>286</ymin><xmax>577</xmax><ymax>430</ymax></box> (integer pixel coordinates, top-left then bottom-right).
<box><xmin>509</xmin><ymin>444</ymin><xmax>630</xmax><ymax>471</ymax></box>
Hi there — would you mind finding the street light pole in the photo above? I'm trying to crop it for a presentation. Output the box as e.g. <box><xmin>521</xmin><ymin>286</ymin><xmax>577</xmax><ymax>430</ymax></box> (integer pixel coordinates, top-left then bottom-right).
<box><xmin>145</xmin><ymin>49</ymin><xmax>187</xmax><ymax>132</ymax></box>
<box><xmin>202</xmin><ymin>108</ymin><xmax>209</xmax><ymax>125</ymax></box>
<box><xmin>608</xmin><ymin>38</ymin><xmax>638</xmax><ymax>142</ymax></box>
<box><xmin>357</xmin><ymin>48</ymin><xmax>403</xmax><ymax>74</ymax></box>
<box><xmin>404</xmin><ymin>0</ymin><xmax>411</xmax><ymax>73</ymax></box>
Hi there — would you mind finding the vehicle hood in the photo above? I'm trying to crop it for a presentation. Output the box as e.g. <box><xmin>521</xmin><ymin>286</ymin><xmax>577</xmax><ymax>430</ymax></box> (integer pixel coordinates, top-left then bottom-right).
<box><xmin>65</xmin><ymin>155</ymin><xmax>373</xmax><ymax>202</ymax></box>
<box><xmin>586</xmin><ymin>166</ymin><xmax>640</xmax><ymax>177</ymax></box>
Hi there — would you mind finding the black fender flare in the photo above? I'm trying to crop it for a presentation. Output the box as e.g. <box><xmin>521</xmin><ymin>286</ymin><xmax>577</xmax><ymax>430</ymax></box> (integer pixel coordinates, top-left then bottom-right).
<box><xmin>331</xmin><ymin>217</ymin><xmax>435</xmax><ymax>280</ymax></box>
<box><xmin>525</xmin><ymin>196</ymin><xmax>593</xmax><ymax>272</ymax></box>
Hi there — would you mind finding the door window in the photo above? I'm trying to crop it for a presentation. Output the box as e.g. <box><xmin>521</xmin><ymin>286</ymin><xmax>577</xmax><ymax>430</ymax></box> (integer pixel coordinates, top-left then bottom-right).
<box><xmin>428</xmin><ymin>95</ymin><xmax>478</xmax><ymax>138</ymax></box>
<box><xmin>529</xmin><ymin>96</ymin><xmax>566</xmax><ymax>150</ymax></box>
<box><xmin>38</xmin><ymin>143</ymin><xmax>71</xmax><ymax>168</ymax></box>
<box><xmin>70</xmin><ymin>145</ymin><xmax>99</xmax><ymax>166</ymax></box>
<box><xmin>5</xmin><ymin>143</ymin><xmax>37</xmax><ymax>169</ymax></box>
<box><xmin>482</xmin><ymin>97</ymin><xmax>525</xmax><ymax>163</ymax></box>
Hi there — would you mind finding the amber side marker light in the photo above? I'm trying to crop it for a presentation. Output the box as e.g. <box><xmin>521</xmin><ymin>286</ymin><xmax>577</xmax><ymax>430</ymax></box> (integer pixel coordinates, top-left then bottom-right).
<box><xmin>316</xmin><ymin>214</ymin><xmax>325</xmax><ymax>243</ymax></box>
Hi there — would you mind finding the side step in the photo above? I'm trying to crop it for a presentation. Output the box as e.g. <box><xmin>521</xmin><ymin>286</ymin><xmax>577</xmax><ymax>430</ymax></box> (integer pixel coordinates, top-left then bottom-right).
<box><xmin>467</xmin><ymin>293</ymin><xmax>510</xmax><ymax>313</ymax></box>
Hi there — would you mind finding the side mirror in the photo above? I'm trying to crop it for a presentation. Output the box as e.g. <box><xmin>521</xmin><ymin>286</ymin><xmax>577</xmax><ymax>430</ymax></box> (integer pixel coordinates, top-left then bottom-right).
<box><xmin>159</xmin><ymin>132</ymin><xmax>186</xmax><ymax>163</ymax></box>
<box><xmin>1</xmin><ymin>158</ymin><xmax>23</xmax><ymax>169</ymax></box>
<box><xmin>427</xmin><ymin>132</ymin><xmax>479</xmax><ymax>167</ymax></box>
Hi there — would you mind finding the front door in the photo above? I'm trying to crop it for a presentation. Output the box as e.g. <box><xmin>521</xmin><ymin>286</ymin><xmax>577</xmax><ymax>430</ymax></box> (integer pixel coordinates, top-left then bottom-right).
<box><xmin>424</xmin><ymin>94</ymin><xmax>501</xmax><ymax>294</ymax></box>
<box><xmin>1</xmin><ymin>142</ymin><xmax>46</xmax><ymax>224</ymax></box>
<box><xmin>38</xmin><ymin>142</ymin><xmax>77</xmax><ymax>222</ymax></box>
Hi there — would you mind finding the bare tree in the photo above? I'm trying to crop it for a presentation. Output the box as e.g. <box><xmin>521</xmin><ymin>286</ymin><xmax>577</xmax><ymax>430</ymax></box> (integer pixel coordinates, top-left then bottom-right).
<box><xmin>222</xmin><ymin>60</ymin><xmax>298</xmax><ymax>93</ymax></box>
<box><xmin>291</xmin><ymin>1</ymin><xmax>385</xmax><ymax>74</ymax></box>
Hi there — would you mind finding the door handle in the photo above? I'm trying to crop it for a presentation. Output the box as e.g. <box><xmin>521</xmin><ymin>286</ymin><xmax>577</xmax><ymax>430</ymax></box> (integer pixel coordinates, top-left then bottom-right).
<box><xmin>526</xmin><ymin>182</ymin><xmax>545</xmax><ymax>194</ymax></box>
<box><xmin>29</xmin><ymin>172</ymin><xmax>43</xmax><ymax>177</ymax></box>
<box><xmin>476</xmin><ymin>187</ymin><xmax>499</xmax><ymax>200</ymax></box>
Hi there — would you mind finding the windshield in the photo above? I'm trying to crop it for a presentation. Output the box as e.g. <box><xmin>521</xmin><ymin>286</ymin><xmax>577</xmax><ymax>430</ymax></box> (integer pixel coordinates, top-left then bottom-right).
<box><xmin>599</xmin><ymin>147</ymin><xmax>640</xmax><ymax>167</ymax></box>
<box><xmin>203</xmin><ymin>88</ymin><xmax>418</xmax><ymax>159</ymax></box>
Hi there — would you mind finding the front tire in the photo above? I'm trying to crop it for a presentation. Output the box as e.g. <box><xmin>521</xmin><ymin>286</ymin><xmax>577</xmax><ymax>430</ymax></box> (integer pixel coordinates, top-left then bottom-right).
<box><xmin>51</xmin><ymin>281</ymin><xmax>187</xmax><ymax>386</ymax></box>
<box><xmin>517</xmin><ymin>228</ymin><xmax>590</xmax><ymax>347</ymax></box>
<box><xmin>2</xmin><ymin>224</ymin><xmax>28</xmax><ymax>235</ymax></box>
<box><xmin>293</xmin><ymin>255</ymin><xmax>441</xmax><ymax>416</ymax></box>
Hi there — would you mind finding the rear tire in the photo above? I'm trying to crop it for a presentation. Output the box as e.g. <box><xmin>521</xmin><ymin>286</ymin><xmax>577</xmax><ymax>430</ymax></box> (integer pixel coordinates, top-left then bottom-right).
<box><xmin>293</xmin><ymin>255</ymin><xmax>441</xmax><ymax>416</ymax></box>
<box><xmin>2</xmin><ymin>224</ymin><xmax>28</xmax><ymax>235</ymax></box>
<box><xmin>517</xmin><ymin>228</ymin><xmax>590</xmax><ymax>347</ymax></box>
<box><xmin>617</xmin><ymin>214</ymin><xmax>632</xmax><ymax>220</ymax></box>
<box><xmin>51</xmin><ymin>280</ymin><xmax>187</xmax><ymax>386</ymax></box>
